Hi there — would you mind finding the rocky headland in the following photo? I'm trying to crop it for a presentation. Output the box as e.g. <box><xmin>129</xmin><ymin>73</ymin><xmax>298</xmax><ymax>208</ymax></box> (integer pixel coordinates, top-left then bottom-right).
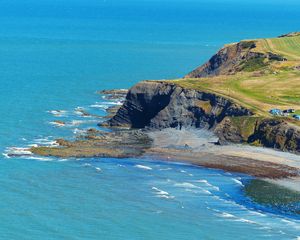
<box><xmin>30</xmin><ymin>33</ymin><xmax>300</xmax><ymax>182</ymax></box>
<box><xmin>27</xmin><ymin>33</ymin><xmax>300</xmax><ymax>212</ymax></box>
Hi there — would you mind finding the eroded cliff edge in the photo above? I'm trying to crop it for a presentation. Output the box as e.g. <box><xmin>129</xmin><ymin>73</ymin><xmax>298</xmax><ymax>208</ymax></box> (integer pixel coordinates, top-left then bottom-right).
<box><xmin>104</xmin><ymin>80</ymin><xmax>300</xmax><ymax>154</ymax></box>
<box><xmin>104</xmin><ymin>81</ymin><xmax>252</xmax><ymax>129</ymax></box>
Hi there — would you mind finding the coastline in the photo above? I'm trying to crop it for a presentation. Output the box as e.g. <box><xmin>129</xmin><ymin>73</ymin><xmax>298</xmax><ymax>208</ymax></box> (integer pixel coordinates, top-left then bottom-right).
<box><xmin>27</xmin><ymin>89</ymin><xmax>300</xmax><ymax>190</ymax></box>
<box><xmin>146</xmin><ymin>128</ymin><xmax>300</xmax><ymax>180</ymax></box>
<box><xmin>18</xmin><ymin>87</ymin><xmax>300</xmax><ymax>216</ymax></box>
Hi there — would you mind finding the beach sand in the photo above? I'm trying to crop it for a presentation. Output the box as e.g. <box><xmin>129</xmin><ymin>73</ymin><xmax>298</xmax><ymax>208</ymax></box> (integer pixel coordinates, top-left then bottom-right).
<box><xmin>147</xmin><ymin>128</ymin><xmax>300</xmax><ymax>191</ymax></box>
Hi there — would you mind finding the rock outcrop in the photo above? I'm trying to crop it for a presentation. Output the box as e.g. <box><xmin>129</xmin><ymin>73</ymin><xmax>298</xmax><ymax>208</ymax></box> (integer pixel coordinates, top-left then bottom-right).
<box><xmin>185</xmin><ymin>41</ymin><xmax>286</xmax><ymax>78</ymax></box>
<box><xmin>104</xmin><ymin>81</ymin><xmax>252</xmax><ymax>129</ymax></box>
<box><xmin>216</xmin><ymin>117</ymin><xmax>300</xmax><ymax>153</ymax></box>
<box><xmin>251</xmin><ymin>119</ymin><xmax>300</xmax><ymax>153</ymax></box>
<box><xmin>30</xmin><ymin>129</ymin><xmax>153</xmax><ymax>158</ymax></box>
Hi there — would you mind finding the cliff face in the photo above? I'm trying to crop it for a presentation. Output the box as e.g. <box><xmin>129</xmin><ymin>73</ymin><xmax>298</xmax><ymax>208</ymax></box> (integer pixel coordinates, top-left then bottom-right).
<box><xmin>185</xmin><ymin>41</ymin><xmax>286</xmax><ymax>78</ymax></box>
<box><xmin>216</xmin><ymin>117</ymin><xmax>300</xmax><ymax>153</ymax></box>
<box><xmin>252</xmin><ymin>119</ymin><xmax>300</xmax><ymax>153</ymax></box>
<box><xmin>105</xmin><ymin>81</ymin><xmax>252</xmax><ymax>129</ymax></box>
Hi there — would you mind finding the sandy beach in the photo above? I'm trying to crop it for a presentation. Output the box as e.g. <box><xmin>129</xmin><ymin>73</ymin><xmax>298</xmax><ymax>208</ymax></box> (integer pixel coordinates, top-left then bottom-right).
<box><xmin>147</xmin><ymin>128</ymin><xmax>300</xmax><ymax>191</ymax></box>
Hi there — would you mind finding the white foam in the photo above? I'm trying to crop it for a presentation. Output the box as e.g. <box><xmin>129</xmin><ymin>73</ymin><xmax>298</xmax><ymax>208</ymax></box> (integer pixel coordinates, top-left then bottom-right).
<box><xmin>196</xmin><ymin>189</ymin><xmax>212</xmax><ymax>195</ymax></box>
<box><xmin>90</xmin><ymin>104</ymin><xmax>109</xmax><ymax>109</ymax></box>
<box><xmin>73</xmin><ymin>128</ymin><xmax>87</xmax><ymax>135</ymax></box>
<box><xmin>231</xmin><ymin>178</ymin><xmax>244</xmax><ymax>187</ymax></box>
<box><xmin>281</xmin><ymin>219</ymin><xmax>300</xmax><ymax>230</ymax></box>
<box><xmin>70</xmin><ymin>120</ymin><xmax>87</xmax><ymax>126</ymax></box>
<box><xmin>152</xmin><ymin>187</ymin><xmax>174</xmax><ymax>199</ymax></box>
<box><xmin>74</xmin><ymin>107</ymin><xmax>86</xmax><ymax>116</ymax></box>
<box><xmin>174</xmin><ymin>182</ymin><xmax>199</xmax><ymax>189</ymax></box>
<box><xmin>58</xmin><ymin>159</ymin><xmax>69</xmax><ymax>162</ymax></box>
<box><xmin>90</xmin><ymin>100</ymin><xmax>122</xmax><ymax>109</ymax></box>
<box><xmin>33</xmin><ymin>138</ymin><xmax>59</xmax><ymax>146</ymax></box>
<box><xmin>95</xmin><ymin>167</ymin><xmax>102</xmax><ymax>172</ymax></box>
<box><xmin>152</xmin><ymin>187</ymin><xmax>169</xmax><ymax>196</ymax></box>
<box><xmin>159</xmin><ymin>168</ymin><xmax>172</xmax><ymax>171</ymax></box>
<box><xmin>54</xmin><ymin>119</ymin><xmax>98</xmax><ymax>127</ymax></box>
<box><xmin>2</xmin><ymin>153</ymin><xmax>10</xmax><ymax>158</ymax></box>
<box><xmin>233</xmin><ymin>218</ymin><xmax>257</xmax><ymax>224</ymax></box>
<box><xmin>134</xmin><ymin>164</ymin><xmax>152</xmax><ymax>170</ymax></box>
<box><xmin>47</xmin><ymin>110</ymin><xmax>68</xmax><ymax>117</ymax></box>
<box><xmin>25</xmin><ymin>156</ymin><xmax>53</xmax><ymax>161</ymax></box>
<box><xmin>216</xmin><ymin>212</ymin><xmax>257</xmax><ymax>225</ymax></box>
<box><xmin>194</xmin><ymin>180</ymin><xmax>220</xmax><ymax>191</ymax></box>
<box><xmin>5</xmin><ymin>147</ymin><xmax>33</xmax><ymax>156</ymax></box>
<box><xmin>248</xmin><ymin>211</ymin><xmax>266</xmax><ymax>217</ymax></box>
<box><xmin>157</xmin><ymin>195</ymin><xmax>175</xmax><ymax>199</ymax></box>
<box><xmin>196</xmin><ymin>179</ymin><xmax>209</xmax><ymax>184</ymax></box>
<box><xmin>218</xmin><ymin>212</ymin><xmax>235</xmax><ymax>218</ymax></box>
<box><xmin>49</xmin><ymin>121</ymin><xmax>65</xmax><ymax>127</ymax></box>
<box><xmin>27</xmin><ymin>144</ymin><xmax>38</xmax><ymax>147</ymax></box>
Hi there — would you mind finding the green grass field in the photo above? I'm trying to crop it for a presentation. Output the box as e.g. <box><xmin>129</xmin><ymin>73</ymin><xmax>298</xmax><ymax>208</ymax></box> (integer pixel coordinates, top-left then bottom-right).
<box><xmin>255</xmin><ymin>35</ymin><xmax>300</xmax><ymax>61</ymax></box>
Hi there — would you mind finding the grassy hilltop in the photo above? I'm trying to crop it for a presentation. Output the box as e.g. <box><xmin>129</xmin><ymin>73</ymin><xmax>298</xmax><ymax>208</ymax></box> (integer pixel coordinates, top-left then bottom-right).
<box><xmin>173</xmin><ymin>32</ymin><xmax>300</xmax><ymax>118</ymax></box>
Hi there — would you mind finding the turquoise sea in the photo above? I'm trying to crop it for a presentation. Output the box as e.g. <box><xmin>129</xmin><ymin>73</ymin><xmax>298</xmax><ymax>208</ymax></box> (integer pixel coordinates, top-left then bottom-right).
<box><xmin>1</xmin><ymin>0</ymin><xmax>300</xmax><ymax>239</ymax></box>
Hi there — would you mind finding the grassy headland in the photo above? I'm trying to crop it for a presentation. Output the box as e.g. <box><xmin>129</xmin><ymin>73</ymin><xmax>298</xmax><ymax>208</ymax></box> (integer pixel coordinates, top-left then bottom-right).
<box><xmin>173</xmin><ymin>33</ymin><xmax>300</xmax><ymax>121</ymax></box>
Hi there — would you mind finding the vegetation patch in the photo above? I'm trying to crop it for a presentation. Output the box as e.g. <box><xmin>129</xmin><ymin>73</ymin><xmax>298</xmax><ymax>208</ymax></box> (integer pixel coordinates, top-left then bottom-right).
<box><xmin>240</xmin><ymin>57</ymin><xmax>268</xmax><ymax>72</ymax></box>
<box><xmin>195</xmin><ymin>100</ymin><xmax>212</xmax><ymax>113</ymax></box>
<box><xmin>229</xmin><ymin>116</ymin><xmax>262</xmax><ymax>141</ymax></box>
<box><xmin>239</xmin><ymin>40</ymin><xmax>256</xmax><ymax>49</ymax></box>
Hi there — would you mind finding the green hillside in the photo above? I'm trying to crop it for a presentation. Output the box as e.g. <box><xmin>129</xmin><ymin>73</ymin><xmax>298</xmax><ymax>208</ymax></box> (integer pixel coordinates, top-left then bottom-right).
<box><xmin>254</xmin><ymin>33</ymin><xmax>300</xmax><ymax>61</ymax></box>
<box><xmin>174</xmin><ymin>33</ymin><xmax>300</xmax><ymax>119</ymax></box>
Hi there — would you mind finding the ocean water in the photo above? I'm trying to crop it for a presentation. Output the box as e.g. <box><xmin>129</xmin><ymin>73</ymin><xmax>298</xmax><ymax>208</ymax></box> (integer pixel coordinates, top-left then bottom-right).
<box><xmin>1</xmin><ymin>0</ymin><xmax>300</xmax><ymax>239</ymax></box>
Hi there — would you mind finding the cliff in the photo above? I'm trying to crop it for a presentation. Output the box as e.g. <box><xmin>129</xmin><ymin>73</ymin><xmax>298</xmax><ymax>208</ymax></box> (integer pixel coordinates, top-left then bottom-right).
<box><xmin>104</xmin><ymin>81</ymin><xmax>252</xmax><ymax>129</ymax></box>
<box><xmin>216</xmin><ymin>117</ymin><xmax>300</xmax><ymax>153</ymax></box>
<box><xmin>185</xmin><ymin>40</ymin><xmax>286</xmax><ymax>78</ymax></box>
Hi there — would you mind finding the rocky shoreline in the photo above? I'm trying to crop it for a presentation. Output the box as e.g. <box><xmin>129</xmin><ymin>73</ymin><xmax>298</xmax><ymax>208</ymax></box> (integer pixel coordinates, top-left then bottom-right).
<box><xmin>26</xmin><ymin>32</ymin><xmax>300</xmax><ymax>215</ymax></box>
<box><xmin>28</xmin><ymin>86</ymin><xmax>300</xmax><ymax>181</ymax></box>
<box><xmin>26</xmin><ymin>87</ymin><xmax>300</xmax><ymax>214</ymax></box>
<box><xmin>29</xmin><ymin>126</ymin><xmax>300</xmax><ymax>179</ymax></box>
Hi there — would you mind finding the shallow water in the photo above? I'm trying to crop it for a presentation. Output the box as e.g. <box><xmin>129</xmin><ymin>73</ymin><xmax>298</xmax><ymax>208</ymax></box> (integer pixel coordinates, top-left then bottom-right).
<box><xmin>1</xmin><ymin>0</ymin><xmax>300</xmax><ymax>239</ymax></box>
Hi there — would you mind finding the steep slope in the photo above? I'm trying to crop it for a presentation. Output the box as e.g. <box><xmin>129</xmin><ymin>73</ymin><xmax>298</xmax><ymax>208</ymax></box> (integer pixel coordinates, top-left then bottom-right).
<box><xmin>104</xmin><ymin>81</ymin><xmax>252</xmax><ymax>129</ymax></box>
<box><xmin>185</xmin><ymin>33</ymin><xmax>300</xmax><ymax>78</ymax></box>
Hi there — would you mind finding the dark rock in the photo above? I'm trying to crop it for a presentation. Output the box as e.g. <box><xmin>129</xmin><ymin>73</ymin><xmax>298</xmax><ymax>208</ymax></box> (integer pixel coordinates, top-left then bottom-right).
<box><xmin>215</xmin><ymin>117</ymin><xmax>300</xmax><ymax>154</ymax></box>
<box><xmin>103</xmin><ymin>81</ymin><xmax>252</xmax><ymax>129</ymax></box>
<box><xmin>251</xmin><ymin>119</ymin><xmax>300</xmax><ymax>153</ymax></box>
<box><xmin>185</xmin><ymin>41</ymin><xmax>285</xmax><ymax>78</ymax></box>
<box><xmin>278</xmin><ymin>32</ymin><xmax>300</xmax><ymax>38</ymax></box>
<box><xmin>97</xmin><ymin>89</ymin><xmax>128</xmax><ymax>100</ymax></box>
